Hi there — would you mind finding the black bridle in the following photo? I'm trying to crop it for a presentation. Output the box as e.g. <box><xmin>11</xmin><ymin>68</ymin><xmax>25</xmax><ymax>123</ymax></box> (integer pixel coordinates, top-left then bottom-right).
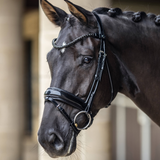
<box><xmin>44</xmin><ymin>12</ymin><xmax>114</xmax><ymax>134</ymax></box>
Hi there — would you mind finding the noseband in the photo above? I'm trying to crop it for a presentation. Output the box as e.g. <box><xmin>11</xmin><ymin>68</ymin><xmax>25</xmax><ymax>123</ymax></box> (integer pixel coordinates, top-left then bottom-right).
<box><xmin>44</xmin><ymin>12</ymin><xmax>114</xmax><ymax>134</ymax></box>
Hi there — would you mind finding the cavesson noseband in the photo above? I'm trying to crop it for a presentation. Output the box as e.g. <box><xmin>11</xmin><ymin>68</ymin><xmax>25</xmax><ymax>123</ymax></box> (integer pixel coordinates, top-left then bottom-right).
<box><xmin>44</xmin><ymin>12</ymin><xmax>114</xmax><ymax>134</ymax></box>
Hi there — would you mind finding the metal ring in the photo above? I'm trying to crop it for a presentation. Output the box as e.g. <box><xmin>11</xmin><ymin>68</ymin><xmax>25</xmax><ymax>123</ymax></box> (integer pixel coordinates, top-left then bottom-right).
<box><xmin>73</xmin><ymin>111</ymin><xmax>92</xmax><ymax>130</ymax></box>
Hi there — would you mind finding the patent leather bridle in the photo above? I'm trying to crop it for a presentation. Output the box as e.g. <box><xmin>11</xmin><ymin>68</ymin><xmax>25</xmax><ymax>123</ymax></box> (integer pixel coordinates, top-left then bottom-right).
<box><xmin>44</xmin><ymin>12</ymin><xmax>114</xmax><ymax>134</ymax></box>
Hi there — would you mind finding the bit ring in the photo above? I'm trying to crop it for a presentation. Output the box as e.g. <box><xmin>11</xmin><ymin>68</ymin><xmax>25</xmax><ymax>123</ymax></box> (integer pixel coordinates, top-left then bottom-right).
<box><xmin>73</xmin><ymin>111</ymin><xmax>92</xmax><ymax>130</ymax></box>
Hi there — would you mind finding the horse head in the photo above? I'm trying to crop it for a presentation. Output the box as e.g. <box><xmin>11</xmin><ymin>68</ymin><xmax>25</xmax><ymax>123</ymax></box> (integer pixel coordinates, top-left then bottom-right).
<box><xmin>38</xmin><ymin>0</ymin><xmax>118</xmax><ymax>158</ymax></box>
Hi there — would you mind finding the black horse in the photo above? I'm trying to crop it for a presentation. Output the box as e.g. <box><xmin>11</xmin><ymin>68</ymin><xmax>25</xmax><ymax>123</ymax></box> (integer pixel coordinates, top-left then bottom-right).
<box><xmin>38</xmin><ymin>0</ymin><xmax>160</xmax><ymax>158</ymax></box>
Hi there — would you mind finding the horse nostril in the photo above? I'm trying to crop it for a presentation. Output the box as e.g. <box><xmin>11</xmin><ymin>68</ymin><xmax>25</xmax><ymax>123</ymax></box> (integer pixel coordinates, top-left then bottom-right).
<box><xmin>48</xmin><ymin>132</ymin><xmax>64</xmax><ymax>151</ymax></box>
<box><xmin>48</xmin><ymin>133</ymin><xmax>56</xmax><ymax>143</ymax></box>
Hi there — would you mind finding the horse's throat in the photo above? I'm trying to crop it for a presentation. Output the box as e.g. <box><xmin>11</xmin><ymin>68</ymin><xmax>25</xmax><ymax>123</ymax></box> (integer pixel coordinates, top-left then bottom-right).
<box><xmin>119</xmin><ymin>61</ymin><xmax>140</xmax><ymax>98</ymax></box>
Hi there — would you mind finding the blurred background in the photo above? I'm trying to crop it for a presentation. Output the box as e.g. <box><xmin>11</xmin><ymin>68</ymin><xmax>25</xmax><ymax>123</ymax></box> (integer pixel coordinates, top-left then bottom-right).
<box><xmin>0</xmin><ymin>0</ymin><xmax>160</xmax><ymax>160</ymax></box>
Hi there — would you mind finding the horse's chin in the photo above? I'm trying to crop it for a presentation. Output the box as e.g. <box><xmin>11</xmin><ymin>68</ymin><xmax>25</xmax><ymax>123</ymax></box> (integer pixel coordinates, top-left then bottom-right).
<box><xmin>45</xmin><ymin>131</ymin><xmax>77</xmax><ymax>158</ymax></box>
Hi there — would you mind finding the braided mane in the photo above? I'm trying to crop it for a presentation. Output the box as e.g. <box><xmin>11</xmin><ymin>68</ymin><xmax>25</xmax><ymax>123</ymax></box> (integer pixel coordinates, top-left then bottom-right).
<box><xmin>93</xmin><ymin>7</ymin><xmax>160</xmax><ymax>26</ymax></box>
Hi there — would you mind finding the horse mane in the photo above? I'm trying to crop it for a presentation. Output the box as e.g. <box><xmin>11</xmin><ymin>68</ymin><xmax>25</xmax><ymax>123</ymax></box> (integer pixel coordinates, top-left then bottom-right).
<box><xmin>93</xmin><ymin>7</ymin><xmax>160</xmax><ymax>27</ymax></box>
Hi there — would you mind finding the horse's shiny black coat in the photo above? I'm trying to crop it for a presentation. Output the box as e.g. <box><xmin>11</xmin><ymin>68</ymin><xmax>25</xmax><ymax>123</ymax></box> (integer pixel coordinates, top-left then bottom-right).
<box><xmin>38</xmin><ymin>0</ymin><xmax>160</xmax><ymax>158</ymax></box>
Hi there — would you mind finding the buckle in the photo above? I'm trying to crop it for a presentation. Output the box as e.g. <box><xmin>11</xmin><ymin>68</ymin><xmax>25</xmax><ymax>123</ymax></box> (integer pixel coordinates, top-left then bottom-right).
<box><xmin>99</xmin><ymin>50</ymin><xmax>107</xmax><ymax>57</ymax></box>
<box><xmin>94</xmin><ymin>33</ymin><xmax>106</xmax><ymax>40</ymax></box>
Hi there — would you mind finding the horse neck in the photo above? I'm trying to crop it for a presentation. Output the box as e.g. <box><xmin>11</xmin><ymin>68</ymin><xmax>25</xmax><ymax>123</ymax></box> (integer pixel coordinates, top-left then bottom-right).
<box><xmin>102</xmin><ymin>14</ymin><xmax>160</xmax><ymax>125</ymax></box>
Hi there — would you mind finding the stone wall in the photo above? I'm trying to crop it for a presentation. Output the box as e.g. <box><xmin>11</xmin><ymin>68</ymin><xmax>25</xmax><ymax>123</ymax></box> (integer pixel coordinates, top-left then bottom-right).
<box><xmin>0</xmin><ymin>0</ymin><xmax>24</xmax><ymax>160</ymax></box>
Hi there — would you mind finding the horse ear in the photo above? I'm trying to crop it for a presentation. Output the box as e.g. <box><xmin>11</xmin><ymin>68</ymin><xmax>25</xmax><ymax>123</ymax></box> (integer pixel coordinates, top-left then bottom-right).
<box><xmin>40</xmin><ymin>0</ymin><xmax>68</xmax><ymax>26</ymax></box>
<box><xmin>65</xmin><ymin>0</ymin><xmax>96</xmax><ymax>27</ymax></box>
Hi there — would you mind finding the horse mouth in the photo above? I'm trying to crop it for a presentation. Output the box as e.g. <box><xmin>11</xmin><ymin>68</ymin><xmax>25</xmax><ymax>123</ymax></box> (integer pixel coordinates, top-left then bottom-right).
<box><xmin>42</xmin><ymin>129</ymin><xmax>77</xmax><ymax>158</ymax></box>
<box><xmin>38</xmin><ymin>102</ymin><xmax>79</xmax><ymax>158</ymax></box>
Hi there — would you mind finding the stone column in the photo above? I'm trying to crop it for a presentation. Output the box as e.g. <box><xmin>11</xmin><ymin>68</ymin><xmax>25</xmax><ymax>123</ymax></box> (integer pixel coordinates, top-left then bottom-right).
<box><xmin>0</xmin><ymin>0</ymin><xmax>24</xmax><ymax>160</ymax></box>
<box><xmin>39</xmin><ymin>0</ymin><xmax>111</xmax><ymax>160</ymax></box>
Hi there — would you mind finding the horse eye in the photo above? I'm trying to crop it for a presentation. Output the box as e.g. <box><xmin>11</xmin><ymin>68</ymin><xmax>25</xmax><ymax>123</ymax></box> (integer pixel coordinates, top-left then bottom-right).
<box><xmin>83</xmin><ymin>57</ymin><xmax>93</xmax><ymax>64</ymax></box>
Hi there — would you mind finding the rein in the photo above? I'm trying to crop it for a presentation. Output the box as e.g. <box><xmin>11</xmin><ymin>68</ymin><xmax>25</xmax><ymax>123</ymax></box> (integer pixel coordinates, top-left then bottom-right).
<box><xmin>44</xmin><ymin>12</ymin><xmax>114</xmax><ymax>134</ymax></box>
